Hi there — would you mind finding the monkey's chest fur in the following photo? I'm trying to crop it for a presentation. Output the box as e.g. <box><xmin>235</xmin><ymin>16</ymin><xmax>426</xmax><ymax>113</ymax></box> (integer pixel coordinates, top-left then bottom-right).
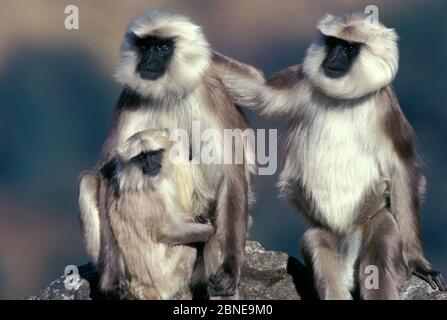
<box><xmin>109</xmin><ymin>185</ymin><xmax>197</xmax><ymax>300</ymax></box>
<box><xmin>281</xmin><ymin>99</ymin><xmax>394</xmax><ymax>233</ymax></box>
<box><xmin>113</xmin><ymin>95</ymin><xmax>219</xmax><ymax>208</ymax></box>
<box><xmin>109</xmin><ymin>82</ymin><xmax>252</xmax><ymax>216</ymax></box>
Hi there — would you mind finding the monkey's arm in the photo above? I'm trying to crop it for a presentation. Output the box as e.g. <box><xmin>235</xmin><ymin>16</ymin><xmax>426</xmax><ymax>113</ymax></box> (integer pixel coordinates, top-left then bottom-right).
<box><xmin>212</xmin><ymin>51</ymin><xmax>302</xmax><ymax>118</ymax></box>
<box><xmin>154</xmin><ymin>218</ymin><xmax>214</xmax><ymax>246</ymax></box>
<box><xmin>78</xmin><ymin>171</ymin><xmax>101</xmax><ymax>265</ymax></box>
<box><xmin>386</xmin><ymin>88</ymin><xmax>446</xmax><ymax>291</ymax></box>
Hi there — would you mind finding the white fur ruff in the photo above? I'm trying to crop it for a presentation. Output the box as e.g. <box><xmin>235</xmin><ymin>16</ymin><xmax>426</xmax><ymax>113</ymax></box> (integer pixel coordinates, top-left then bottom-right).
<box><xmin>115</xmin><ymin>10</ymin><xmax>211</xmax><ymax>100</ymax></box>
<box><xmin>303</xmin><ymin>13</ymin><xmax>399</xmax><ymax>99</ymax></box>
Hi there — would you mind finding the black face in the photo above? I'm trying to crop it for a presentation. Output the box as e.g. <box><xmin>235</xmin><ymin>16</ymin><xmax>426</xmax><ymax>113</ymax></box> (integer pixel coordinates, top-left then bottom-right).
<box><xmin>131</xmin><ymin>33</ymin><xmax>175</xmax><ymax>80</ymax></box>
<box><xmin>130</xmin><ymin>149</ymin><xmax>165</xmax><ymax>176</ymax></box>
<box><xmin>100</xmin><ymin>149</ymin><xmax>165</xmax><ymax>184</ymax></box>
<box><xmin>322</xmin><ymin>36</ymin><xmax>361</xmax><ymax>79</ymax></box>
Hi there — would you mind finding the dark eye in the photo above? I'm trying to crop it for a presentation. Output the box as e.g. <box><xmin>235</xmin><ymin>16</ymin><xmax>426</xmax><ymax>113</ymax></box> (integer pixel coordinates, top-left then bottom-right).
<box><xmin>158</xmin><ymin>43</ymin><xmax>170</xmax><ymax>51</ymax></box>
<box><xmin>345</xmin><ymin>44</ymin><xmax>358</xmax><ymax>56</ymax></box>
<box><xmin>138</xmin><ymin>152</ymin><xmax>146</xmax><ymax>160</ymax></box>
<box><xmin>148</xmin><ymin>149</ymin><xmax>164</xmax><ymax>162</ymax></box>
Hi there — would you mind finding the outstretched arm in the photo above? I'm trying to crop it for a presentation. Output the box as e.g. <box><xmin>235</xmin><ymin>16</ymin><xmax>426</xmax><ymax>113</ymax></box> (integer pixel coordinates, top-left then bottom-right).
<box><xmin>154</xmin><ymin>216</ymin><xmax>214</xmax><ymax>246</ymax></box>
<box><xmin>212</xmin><ymin>51</ymin><xmax>265</xmax><ymax>109</ymax></box>
<box><xmin>212</xmin><ymin>51</ymin><xmax>303</xmax><ymax>118</ymax></box>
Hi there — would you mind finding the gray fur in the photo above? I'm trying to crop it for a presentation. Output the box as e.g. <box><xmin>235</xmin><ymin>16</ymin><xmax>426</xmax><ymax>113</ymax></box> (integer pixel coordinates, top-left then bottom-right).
<box><xmin>78</xmin><ymin>11</ymin><xmax>255</xmax><ymax>299</ymax></box>
<box><xmin>213</xmin><ymin>12</ymin><xmax>444</xmax><ymax>299</ymax></box>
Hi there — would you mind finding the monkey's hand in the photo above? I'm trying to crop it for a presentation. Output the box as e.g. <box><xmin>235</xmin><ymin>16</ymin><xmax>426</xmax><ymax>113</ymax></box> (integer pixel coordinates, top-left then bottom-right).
<box><xmin>412</xmin><ymin>267</ymin><xmax>447</xmax><ymax>292</ymax></box>
<box><xmin>156</xmin><ymin>217</ymin><xmax>214</xmax><ymax>245</ymax></box>
<box><xmin>208</xmin><ymin>264</ymin><xmax>238</xmax><ymax>297</ymax></box>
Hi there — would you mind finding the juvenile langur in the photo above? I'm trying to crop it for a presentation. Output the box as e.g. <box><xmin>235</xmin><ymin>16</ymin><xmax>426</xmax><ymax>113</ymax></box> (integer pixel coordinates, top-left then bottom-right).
<box><xmin>96</xmin><ymin>129</ymin><xmax>214</xmax><ymax>299</ymax></box>
<box><xmin>78</xmin><ymin>10</ymin><xmax>255</xmax><ymax>299</ymax></box>
<box><xmin>213</xmin><ymin>13</ymin><xmax>446</xmax><ymax>299</ymax></box>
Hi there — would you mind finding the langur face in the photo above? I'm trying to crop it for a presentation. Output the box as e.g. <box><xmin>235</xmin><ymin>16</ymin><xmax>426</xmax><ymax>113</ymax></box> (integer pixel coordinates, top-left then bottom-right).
<box><xmin>100</xmin><ymin>130</ymin><xmax>169</xmax><ymax>186</ymax></box>
<box><xmin>322</xmin><ymin>36</ymin><xmax>362</xmax><ymax>79</ymax></box>
<box><xmin>129</xmin><ymin>149</ymin><xmax>165</xmax><ymax>176</ymax></box>
<box><xmin>131</xmin><ymin>33</ymin><xmax>175</xmax><ymax>80</ymax></box>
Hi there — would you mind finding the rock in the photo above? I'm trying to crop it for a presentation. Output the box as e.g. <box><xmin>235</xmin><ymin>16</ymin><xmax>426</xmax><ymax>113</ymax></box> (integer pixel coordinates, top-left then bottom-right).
<box><xmin>27</xmin><ymin>264</ymin><xmax>97</xmax><ymax>300</ymax></box>
<box><xmin>399</xmin><ymin>276</ymin><xmax>447</xmax><ymax>300</ymax></box>
<box><xmin>27</xmin><ymin>241</ymin><xmax>447</xmax><ymax>300</ymax></box>
<box><xmin>239</xmin><ymin>241</ymin><xmax>314</xmax><ymax>300</ymax></box>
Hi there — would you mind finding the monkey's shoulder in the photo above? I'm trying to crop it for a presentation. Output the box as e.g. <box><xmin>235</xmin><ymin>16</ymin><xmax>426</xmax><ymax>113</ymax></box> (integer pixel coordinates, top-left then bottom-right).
<box><xmin>115</xmin><ymin>87</ymin><xmax>150</xmax><ymax>111</ymax></box>
<box><xmin>379</xmin><ymin>86</ymin><xmax>418</xmax><ymax>163</ymax></box>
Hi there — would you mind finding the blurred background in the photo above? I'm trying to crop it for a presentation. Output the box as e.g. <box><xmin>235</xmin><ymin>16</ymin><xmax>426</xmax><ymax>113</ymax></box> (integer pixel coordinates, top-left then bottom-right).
<box><xmin>0</xmin><ymin>0</ymin><xmax>446</xmax><ymax>299</ymax></box>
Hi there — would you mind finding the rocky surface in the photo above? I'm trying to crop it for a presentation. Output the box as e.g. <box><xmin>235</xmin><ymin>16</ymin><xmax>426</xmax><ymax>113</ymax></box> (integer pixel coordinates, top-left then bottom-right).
<box><xmin>27</xmin><ymin>241</ymin><xmax>447</xmax><ymax>300</ymax></box>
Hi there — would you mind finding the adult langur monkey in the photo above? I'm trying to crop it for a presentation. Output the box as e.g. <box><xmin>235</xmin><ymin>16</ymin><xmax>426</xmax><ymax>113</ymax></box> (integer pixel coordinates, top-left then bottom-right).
<box><xmin>79</xmin><ymin>10</ymin><xmax>255</xmax><ymax>299</ymax></box>
<box><xmin>213</xmin><ymin>12</ymin><xmax>446</xmax><ymax>299</ymax></box>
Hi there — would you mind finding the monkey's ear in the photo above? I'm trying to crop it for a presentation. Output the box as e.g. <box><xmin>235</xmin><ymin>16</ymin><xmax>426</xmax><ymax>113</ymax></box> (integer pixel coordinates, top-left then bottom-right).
<box><xmin>100</xmin><ymin>158</ymin><xmax>120</xmax><ymax>181</ymax></box>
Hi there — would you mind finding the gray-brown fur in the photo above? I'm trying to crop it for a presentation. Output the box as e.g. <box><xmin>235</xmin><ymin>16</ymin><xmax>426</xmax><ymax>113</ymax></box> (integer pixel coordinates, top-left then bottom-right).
<box><xmin>78</xmin><ymin>11</ymin><xmax>255</xmax><ymax>299</ymax></box>
<box><xmin>213</xmin><ymin>12</ymin><xmax>446</xmax><ymax>299</ymax></box>
<box><xmin>357</xmin><ymin>209</ymin><xmax>406</xmax><ymax>299</ymax></box>
<box><xmin>82</xmin><ymin>130</ymin><xmax>214</xmax><ymax>299</ymax></box>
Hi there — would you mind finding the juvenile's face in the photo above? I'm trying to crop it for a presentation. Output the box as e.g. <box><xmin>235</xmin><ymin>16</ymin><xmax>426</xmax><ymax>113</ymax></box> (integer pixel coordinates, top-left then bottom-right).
<box><xmin>128</xmin><ymin>149</ymin><xmax>165</xmax><ymax>177</ymax></box>
<box><xmin>100</xmin><ymin>130</ymin><xmax>170</xmax><ymax>190</ymax></box>
<box><xmin>131</xmin><ymin>33</ymin><xmax>175</xmax><ymax>80</ymax></box>
<box><xmin>99</xmin><ymin>149</ymin><xmax>165</xmax><ymax>191</ymax></box>
<box><xmin>117</xmin><ymin>129</ymin><xmax>169</xmax><ymax>178</ymax></box>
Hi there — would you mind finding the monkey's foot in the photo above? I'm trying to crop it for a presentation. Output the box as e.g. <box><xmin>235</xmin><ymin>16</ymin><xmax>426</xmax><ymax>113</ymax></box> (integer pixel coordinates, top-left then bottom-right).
<box><xmin>413</xmin><ymin>268</ymin><xmax>446</xmax><ymax>291</ymax></box>
<box><xmin>209</xmin><ymin>291</ymin><xmax>239</xmax><ymax>300</ymax></box>
<box><xmin>208</xmin><ymin>267</ymin><xmax>237</xmax><ymax>297</ymax></box>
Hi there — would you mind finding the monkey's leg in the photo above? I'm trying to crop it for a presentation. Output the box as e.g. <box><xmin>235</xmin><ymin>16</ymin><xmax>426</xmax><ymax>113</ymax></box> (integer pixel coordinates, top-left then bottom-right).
<box><xmin>78</xmin><ymin>171</ymin><xmax>101</xmax><ymax>264</ymax></box>
<box><xmin>155</xmin><ymin>220</ymin><xmax>214</xmax><ymax>246</ymax></box>
<box><xmin>208</xmin><ymin>172</ymin><xmax>249</xmax><ymax>298</ymax></box>
<box><xmin>80</xmin><ymin>173</ymin><xmax>126</xmax><ymax>297</ymax></box>
<box><xmin>97</xmin><ymin>185</ymin><xmax>125</xmax><ymax>297</ymax></box>
<box><xmin>358</xmin><ymin>209</ymin><xmax>406</xmax><ymax>300</ymax></box>
<box><xmin>391</xmin><ymin>171</ymin><xmax>447</xmax><ymax>291</ymax></box>
<box><xmin>301</xmin><ymin>227</ymin><xmax>360</xmax><ymax>300</ymax></box>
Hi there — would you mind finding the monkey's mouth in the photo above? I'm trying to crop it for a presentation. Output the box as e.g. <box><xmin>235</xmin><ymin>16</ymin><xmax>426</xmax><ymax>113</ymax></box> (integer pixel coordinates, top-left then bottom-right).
<box><xmin>323</xmin><ymin>65</ymin><xmax>348</xmax><ymax>79</ymax></box>
<box><xmin>139</xmin><ymin>69</ymin><xmax>164</xmax><ymax>80</ymax></box>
